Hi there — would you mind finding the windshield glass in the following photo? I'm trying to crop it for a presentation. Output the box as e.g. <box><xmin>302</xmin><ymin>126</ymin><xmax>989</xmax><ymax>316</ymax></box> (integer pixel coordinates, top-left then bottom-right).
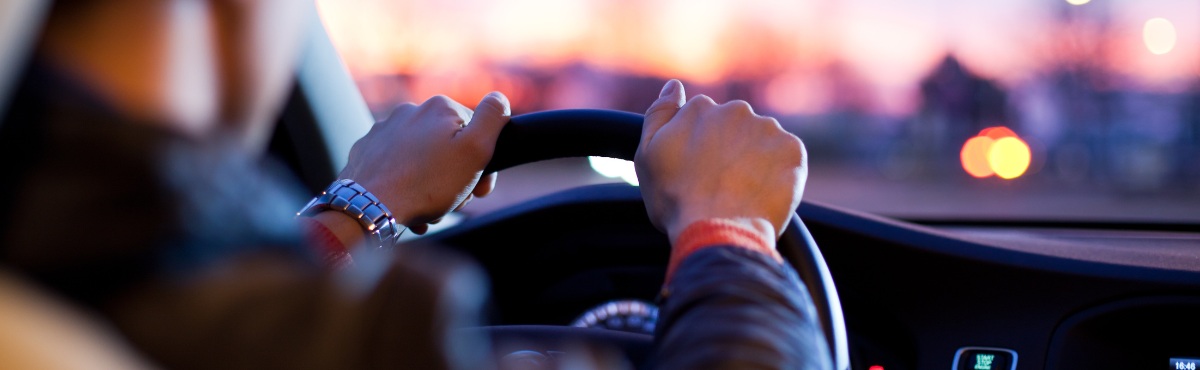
<box><xmin>315</xmin><ymin>0</ymin><xmax>1200</xmax><ymax>224</ymax></box>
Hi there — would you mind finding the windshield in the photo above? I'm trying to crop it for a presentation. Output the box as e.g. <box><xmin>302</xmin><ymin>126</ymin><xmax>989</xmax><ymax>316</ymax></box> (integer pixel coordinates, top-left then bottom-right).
<box><xmin>315</xmin><ymin>0</ymin><xmax>1200</xmax><ymax>224</ymax></box>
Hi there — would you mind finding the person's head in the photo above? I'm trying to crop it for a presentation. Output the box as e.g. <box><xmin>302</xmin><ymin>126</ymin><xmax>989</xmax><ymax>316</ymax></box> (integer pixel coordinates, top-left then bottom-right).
<box><xmin>38</xmin><ymin>0</ymin><xmax>315</xmax><ymax>151</ymax></box>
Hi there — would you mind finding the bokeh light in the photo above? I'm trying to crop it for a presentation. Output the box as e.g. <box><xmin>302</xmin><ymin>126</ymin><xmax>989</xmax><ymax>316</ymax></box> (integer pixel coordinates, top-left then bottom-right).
<box><xmin>980</xmin><ymin>127</ymin><xmax>1017</xmax><ymax>140</ymax></box>
<box><xmin>988</xmin><ymin>137</ymin><xmax>1032</xmax><ymax>180</ymax></box>
<box><xmin>961</xmin><ymin>126</ymin><xmax>1031</xmax><ymax>180</ymax></box>
<box><xmin>961</xmin><ymin>136</ymin><xmax>996</xmax><ymax>178</ymax></box>
<box><xmin>1066</xmin><ymin>0</ymin><xmax>1090</xmax><ymax>5</ymax></box>
<box><xmin>588</xmin><ymin>157</ymin><xmax>639</xmax><ymax>186</ymax></box>
<box><xmin>1143</xmin><ymin>17</ymin><xmax>1177</xmax><ymax>55</ymax></box>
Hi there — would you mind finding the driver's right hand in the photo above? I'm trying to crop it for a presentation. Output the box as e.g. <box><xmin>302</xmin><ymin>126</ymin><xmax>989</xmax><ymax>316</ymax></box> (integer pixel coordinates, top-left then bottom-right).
<box><xmin>635</xmin><ymin>80</ymin><xmax>808</xmax><ymax>248</ymax></box>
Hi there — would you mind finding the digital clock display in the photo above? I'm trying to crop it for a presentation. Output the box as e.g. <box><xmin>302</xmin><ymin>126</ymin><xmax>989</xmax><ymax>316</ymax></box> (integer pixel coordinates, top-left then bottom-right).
<box><xmin>1170</xmin><ymin>358</ymin><xmax>1200</xmax><ymax>370</ymax></box>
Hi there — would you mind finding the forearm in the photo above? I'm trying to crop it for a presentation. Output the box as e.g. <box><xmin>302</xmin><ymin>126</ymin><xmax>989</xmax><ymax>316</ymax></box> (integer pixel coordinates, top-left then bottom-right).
<box><xmin>652</xmin><ymin>219</ymin><xmax>829</xmax><ymax>369</ymax></box>
<box><xmin>652</xmin><ymin>246</ymin><xmax>832</xmax><ymax>370</ymax></box>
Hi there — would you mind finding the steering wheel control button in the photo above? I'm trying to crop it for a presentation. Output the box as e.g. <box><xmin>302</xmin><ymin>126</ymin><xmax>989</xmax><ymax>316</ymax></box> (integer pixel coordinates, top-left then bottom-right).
<box><xmin>954</xmin><ymin>347</ymin><xmax>1016</xmax><ymax>370</ymax></box>
<box><xmin>572</xmin><ymin>300</ymin><xmax>659</xmax><ymax>335</ymax></box>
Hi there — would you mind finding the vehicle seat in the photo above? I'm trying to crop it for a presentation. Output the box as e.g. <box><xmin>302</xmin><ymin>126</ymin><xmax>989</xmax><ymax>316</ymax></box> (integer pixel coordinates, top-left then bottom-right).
<box><xmin>0</xmin><ymin>269</ymin><xmax>154</xmax><ymax>370</ymax></box>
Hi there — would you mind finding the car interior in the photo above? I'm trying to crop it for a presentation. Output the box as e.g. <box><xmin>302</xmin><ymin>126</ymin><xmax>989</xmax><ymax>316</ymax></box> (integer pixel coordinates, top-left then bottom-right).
<box><xmin>277</xmin><ymin>7</ymin><xmax>1200</xmax><ymax>370</ymax></box>
<box><xmin>4</xmin><ymin>1</ymin><xmax>1200</xmax><ymax>370</ymax></box>
<box><xmin>0</xmin><ymin>1</ymin><xmax>154</xmax><ymax>369</ymax></box>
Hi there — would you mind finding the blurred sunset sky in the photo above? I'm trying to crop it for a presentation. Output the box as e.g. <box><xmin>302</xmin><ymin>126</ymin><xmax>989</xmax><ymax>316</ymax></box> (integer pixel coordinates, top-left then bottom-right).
<box><xmin>316</xmin><ymin>0</ymin><xmax>1199</xmax><ymax>115</ymax></box>
<box><xmin>315</xmin><ymin>0</ymin><xmax>1200</xmax><ymax>221</ymax></box>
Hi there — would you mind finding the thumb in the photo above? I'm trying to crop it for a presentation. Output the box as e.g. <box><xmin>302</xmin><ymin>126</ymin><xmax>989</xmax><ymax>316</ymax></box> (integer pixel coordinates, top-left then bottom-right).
<box><xmin>641</xmin><ymin>79</ymin><xmax>685</xmax><ymax>147</ymax></box>
<box><xmin>464</xmin><ymin>91</ymin><xmax>511</xmax><ymax>142</ymax></box>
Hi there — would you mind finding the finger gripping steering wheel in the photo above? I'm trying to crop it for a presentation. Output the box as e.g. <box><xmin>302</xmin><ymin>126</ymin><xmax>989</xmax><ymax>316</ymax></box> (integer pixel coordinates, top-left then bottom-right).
<box><xmin>483</xmin><ymin>109</ymin><xmax>848</xmax><ymax>370</ymax></box>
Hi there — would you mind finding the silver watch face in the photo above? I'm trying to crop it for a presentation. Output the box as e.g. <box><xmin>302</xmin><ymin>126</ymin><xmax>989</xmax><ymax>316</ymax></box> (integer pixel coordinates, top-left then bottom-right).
<box><xmin>571</xmin><ymin>300</ymin><xmax>659</xmax><ymax>335</ymax></box>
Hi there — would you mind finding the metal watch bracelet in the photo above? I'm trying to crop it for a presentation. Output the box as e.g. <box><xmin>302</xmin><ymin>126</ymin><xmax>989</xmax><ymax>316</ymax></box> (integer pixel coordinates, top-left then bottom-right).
<box><xmin>297</xmin><ymin>179</ymin><xmax>405</xmax><ymax>247</ymax></box>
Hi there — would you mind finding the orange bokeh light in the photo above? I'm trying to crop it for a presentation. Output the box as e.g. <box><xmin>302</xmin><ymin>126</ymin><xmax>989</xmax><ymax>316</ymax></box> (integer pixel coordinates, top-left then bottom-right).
<box><xmin>961</xmin><ymin>136</ymin><xmax>996</xmax><ymax>178</ymax></box>
<box><xmin>961</xmin><ymin>126</ymin><xmax>1031</xmax><ymax>180</ymax></box>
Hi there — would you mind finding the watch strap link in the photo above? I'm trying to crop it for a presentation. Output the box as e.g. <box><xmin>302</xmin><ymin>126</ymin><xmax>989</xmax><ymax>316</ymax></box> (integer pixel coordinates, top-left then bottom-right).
<box><xmin>298</xmin><ymin>179</ymin><xmax>404</xmax><ymax>247</ymax></box>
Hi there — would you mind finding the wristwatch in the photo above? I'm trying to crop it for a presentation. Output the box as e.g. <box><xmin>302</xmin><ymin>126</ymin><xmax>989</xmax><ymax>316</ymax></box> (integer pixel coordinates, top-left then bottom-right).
<box><xmin>297</xmin><ymin>179</ymin><xmax>405</xmax><ymax>247</ymax></box>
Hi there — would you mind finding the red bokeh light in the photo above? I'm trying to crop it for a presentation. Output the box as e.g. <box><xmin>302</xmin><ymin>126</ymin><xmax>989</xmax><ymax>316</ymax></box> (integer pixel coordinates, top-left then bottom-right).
<box><xmin>980</xmin><ymin>126</ymin><xmax>1017</xmax><ymax>140</ymax></box>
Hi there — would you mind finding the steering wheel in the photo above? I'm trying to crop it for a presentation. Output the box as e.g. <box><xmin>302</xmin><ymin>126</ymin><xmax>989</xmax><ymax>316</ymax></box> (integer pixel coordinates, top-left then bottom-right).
<box><xmin>472</xmin><ymin>109</ymin><xmax>848</xmax><ymax>370</ymax></box>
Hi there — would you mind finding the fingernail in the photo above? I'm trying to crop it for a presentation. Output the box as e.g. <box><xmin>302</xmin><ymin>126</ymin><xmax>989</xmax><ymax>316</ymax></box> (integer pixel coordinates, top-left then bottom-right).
<box><xmin>484</xmin><ymin>91</ymin><xmax>512</xmax><ymax>115</ymax></box>
<box><xmin>660</xmin><ymin>80</ymin><xmax>679</xmax><ymax>97</ymax></box>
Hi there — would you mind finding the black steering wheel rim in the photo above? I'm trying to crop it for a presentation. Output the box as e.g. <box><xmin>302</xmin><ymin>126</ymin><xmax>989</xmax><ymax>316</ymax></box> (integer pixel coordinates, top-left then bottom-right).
<box><xmin>482</xmin><ymin>109</ymin><xmax>848</xmax><ymax>370</ymax></box>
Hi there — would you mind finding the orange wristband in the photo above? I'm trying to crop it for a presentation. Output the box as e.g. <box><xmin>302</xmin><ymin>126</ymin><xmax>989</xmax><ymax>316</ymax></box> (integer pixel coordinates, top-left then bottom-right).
<box><xmin>665</xmin><ymin>218</ymin><xmax>782</xmax><ymax>283</ymax></box>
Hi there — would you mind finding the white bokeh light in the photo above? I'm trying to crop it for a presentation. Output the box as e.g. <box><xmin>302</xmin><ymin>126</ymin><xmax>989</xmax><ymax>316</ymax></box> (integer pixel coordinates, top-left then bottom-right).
<box><xmin>1143</xmin><ymin>18</ymin><xmax>1177</xmax><ymax>55</ymax></box>
<box><xmin>588</xmin><ymin>157</ymin><xmax>639</xmax><ymax>186</ymax></box>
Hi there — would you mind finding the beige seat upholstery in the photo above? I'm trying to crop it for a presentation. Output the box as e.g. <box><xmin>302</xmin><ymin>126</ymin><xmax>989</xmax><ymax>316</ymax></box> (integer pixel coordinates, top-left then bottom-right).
<box><xmin>0</xmin><ymin>269</ymin><xmax>154</xmax><ymax>370</ymax></box>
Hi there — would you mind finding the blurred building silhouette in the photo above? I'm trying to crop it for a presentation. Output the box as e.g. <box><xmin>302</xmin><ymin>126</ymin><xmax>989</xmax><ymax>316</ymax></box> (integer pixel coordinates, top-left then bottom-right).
<box><xmin>890</xmin><ymin>55</ymin><xmax>1012</xmax><ymax>179</ymax></box>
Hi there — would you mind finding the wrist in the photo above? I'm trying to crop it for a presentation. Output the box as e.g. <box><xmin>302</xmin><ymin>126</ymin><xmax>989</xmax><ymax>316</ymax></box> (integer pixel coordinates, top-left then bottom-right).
<box><xmin>296</xmin><ymin>179</ymin><xmax>406</xmax><ymax>248</ymax></box>
<box><xmin>666</xmin><ymin>215</ymin><xmax>777</xmax><ymax>248</ymax></box>
<box><xmin>304</xmin><ymin>211</ymin><xmax>368</xmax><ymax>250</ymax></box>
<box><xmin>341</xmin><ymin>177</ymin><xmax>410</xmax><ymax>224</ymax></box>
<box><xmin>664</xmin><ymin>217</ymin><xmax>782</xmax><ymax>284</ymax></box>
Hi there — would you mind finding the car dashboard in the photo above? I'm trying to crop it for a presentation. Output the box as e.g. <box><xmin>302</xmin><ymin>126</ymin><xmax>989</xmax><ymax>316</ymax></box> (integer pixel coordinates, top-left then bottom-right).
<box><xmin>425</xmin><ymin>183</ymin><xmax>1200</xmax><ymax>370</ymax></box>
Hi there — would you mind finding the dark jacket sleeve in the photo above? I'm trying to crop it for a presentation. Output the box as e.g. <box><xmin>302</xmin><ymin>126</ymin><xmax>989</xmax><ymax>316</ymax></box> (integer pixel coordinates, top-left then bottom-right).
<box><xmin>0</xmin><ymin>65</ymin><xmax>494</xmax><ymax>370</ymax></box>
<box><xmin>651</xmin><ymin>246</ymin><xmax>833</xmax><ymax>370</ymax></box>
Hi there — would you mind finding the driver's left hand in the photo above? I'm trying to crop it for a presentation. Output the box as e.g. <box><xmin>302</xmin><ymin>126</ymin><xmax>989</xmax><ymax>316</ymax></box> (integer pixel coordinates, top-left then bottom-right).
<box><xmin>338</xmin><ymin>92</ymin><xmax>511</xmax><ymax>235</ymax></box>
